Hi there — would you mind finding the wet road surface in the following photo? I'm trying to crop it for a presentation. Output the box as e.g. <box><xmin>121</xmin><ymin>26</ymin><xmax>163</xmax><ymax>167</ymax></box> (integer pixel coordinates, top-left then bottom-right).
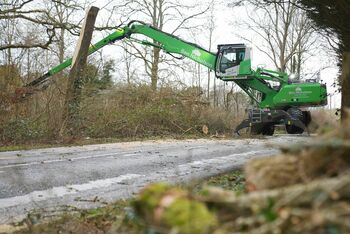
<box><xmin>0</xmin><ymin>136</ymin><xmax>308</xmax><ymax>224</ymax></box>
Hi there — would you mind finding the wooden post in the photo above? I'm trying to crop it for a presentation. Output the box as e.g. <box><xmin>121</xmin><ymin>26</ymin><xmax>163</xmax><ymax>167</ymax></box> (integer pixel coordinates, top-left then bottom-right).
<box><xmin>61</xmin><ymin>6</ymin><xmax>99</xmax><ymax>137</ymax></box>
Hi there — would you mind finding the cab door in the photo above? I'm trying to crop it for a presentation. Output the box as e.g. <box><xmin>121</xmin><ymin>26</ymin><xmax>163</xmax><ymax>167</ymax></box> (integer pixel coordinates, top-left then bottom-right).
<box><xmin>215</xmin><ymin>44</ymin><xmax>249</xmax><ymax>78</ymax></box>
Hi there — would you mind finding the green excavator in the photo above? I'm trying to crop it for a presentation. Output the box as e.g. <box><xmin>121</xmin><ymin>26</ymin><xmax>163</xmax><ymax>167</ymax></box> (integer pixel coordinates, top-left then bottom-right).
<box><xmin>18</xmin><ymin>20</ymin><xmax>328</xmax><ymax>135</ymax></box>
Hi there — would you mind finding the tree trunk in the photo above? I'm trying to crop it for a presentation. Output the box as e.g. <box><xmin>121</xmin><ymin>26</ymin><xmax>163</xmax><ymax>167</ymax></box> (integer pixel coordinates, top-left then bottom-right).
<box><xmin>207</xmin><ymin>69</ymin><xmax>210</xmax><ymax>101</ymax></box>
<box><xmin>213</xmin><ymin>76</ymin><xmax>217</xmax><ymax>107</ymax></box>
<box><xmin>341</xmin><ymin>52</ymin><xmax>350</xmax><ymax>120</ymax></box>
<box><xmin>236</xmin><ymin>96</ymin><xmax>239</xmax><ymax>117</ymax></box>
<box><xmin>58</xmin><ymin>27</ymin><xmax>65</xmax><ymax>63</ymax></box>
<box><xmin>150</xmin><ymin>47</ymin><xmax>160</xmax><ymax>90</ymax></box>
<box><xmin>61</xmin><ymin>6</ymin><xmax>99</xmax><ymax>137</ymax></box>
<box><xmin>126</xmin><ymin>61</ymin><xmax>131</xmax><ymax>84</ymax></box>
<box><xmin>198</xmin><ymin>63</ymin><xmax>201</xmax><ymax>93</ymax></box>
<box><xmin>207</xmin><ymin>29</ymin><xmax>212</xmax><ymax>101</ymax></box>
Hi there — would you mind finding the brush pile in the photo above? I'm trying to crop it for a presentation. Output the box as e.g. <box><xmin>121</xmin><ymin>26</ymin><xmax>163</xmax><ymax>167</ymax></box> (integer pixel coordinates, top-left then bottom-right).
<box><xmin>132</xmin><ymin>116</ymin><xmax>350</xmax><ymax>234</ymax></box>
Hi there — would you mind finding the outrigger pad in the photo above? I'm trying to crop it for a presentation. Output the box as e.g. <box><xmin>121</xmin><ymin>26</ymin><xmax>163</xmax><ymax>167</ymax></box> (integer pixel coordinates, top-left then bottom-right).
<box><xmin>234</xmin><ymin>119</ymin><xmax>252</xmax><ymax>135</ymax></box>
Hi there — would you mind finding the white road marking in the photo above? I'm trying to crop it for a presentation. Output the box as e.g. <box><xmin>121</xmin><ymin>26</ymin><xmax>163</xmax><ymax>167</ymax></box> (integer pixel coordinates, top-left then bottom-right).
<box><xmin>0</xmin><ymin>151</ymin><xmax>136</xmax><ymax>169</ymax></box>
<box><xmin>186</xmin><ymin>146</ymin><xmax>207</xmax><ymax>150</ymax></box>
<box><xmin>0</xmin><ymin>173</ymin><xmax>143</xmax><ymax>209</ymax></box>
<box><xmin>159</xmin><ymin>149</ymin><xmax>273</xmax><ymax>180</ymax></box>
<box><xmin>120</xmin><ymin>153</ymin><xmax>142</xmax><ymax>157</ymax></box>
<box><xmin>189</xmin><ymin>150</ymin><xmax>261</xmax><ymax>166</ymax></box>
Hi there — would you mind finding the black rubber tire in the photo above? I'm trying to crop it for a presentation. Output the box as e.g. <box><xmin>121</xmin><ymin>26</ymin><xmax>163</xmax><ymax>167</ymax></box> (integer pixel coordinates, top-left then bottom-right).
<box><xmin>286</xmin><ymin>108</ymin><xmax>304</xmax><ymax>134</ymax></box>
<box><xmin>302</xmin><ymin>111</ymin><xmax>312</xmax><ymax>126</ymax></box>
<box><xmin>251</xmin><ymin>124</ymin><xmax>275</xmax><ymax>136</ymax></box>
<box><xmin>250</xmin><ymin>124</ymin><xmax>262</xmax><ymax>135</ymax></box>
<box><xmin>286</xmin><ymin>125</ymin><xmax>304</xmax><ymax>134</ymax></box>
<box><xmin>261</xmin><ymin>124</ymin><xmax>275</xmax><ymax>136</ymax></box>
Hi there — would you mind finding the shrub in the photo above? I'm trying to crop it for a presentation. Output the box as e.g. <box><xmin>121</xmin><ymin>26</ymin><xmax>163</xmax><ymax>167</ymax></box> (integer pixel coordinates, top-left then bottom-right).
<box><xmin>0</xmin><ymin>118</ymin><xmax>45</xmax><ymax>144</ymax></box>
<box><xmin>81</xmin><ymin>84</ymin><xmax>238</xmax><ymax>139</ymax></box>
<box><xmin>0</xmin><ymin>84</ymin><xmax>247</xmax><ymax>145</ymax></box>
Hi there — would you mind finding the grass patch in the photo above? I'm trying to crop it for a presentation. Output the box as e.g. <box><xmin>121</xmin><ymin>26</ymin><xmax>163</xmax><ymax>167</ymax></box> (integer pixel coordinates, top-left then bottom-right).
<box><xmin>0</xmin><ymin>144</ymin><xmax>53</xmax><ymax>152</ymax></box>
<box><xmin>195</xmin><ymin>170</ymin><xmax>245</xmax><ymax>194</ymax></box>
<box><xmin>13</xmin><ymin>200</ymin><xmax>144</xmax><ymax>234</ymax></box>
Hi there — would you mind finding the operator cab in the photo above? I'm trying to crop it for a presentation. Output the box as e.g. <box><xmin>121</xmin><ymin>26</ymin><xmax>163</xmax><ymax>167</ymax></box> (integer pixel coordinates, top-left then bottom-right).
<box><xmin>215</xmin><ymin>44</ymin><xmax>251</xmax><ymax>79</ymax></box>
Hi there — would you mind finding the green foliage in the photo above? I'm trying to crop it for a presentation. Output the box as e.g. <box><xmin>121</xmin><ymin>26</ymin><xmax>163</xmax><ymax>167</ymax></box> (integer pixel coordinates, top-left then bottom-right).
<box><xmin>0</xmin><ymin>118</ymin><xmax>45</xmax><ymax>144</ymax></box>
<box><xmin>325</xmin><ymin>224</ymin><xmax>342</xmax><ymax>234</ymax></box>
<box><xmin>261</xmin><ymin>198</ymin><xmax>278</xmax><ymax>222</ymax></box>
<box><xmin>100</xmin><ymin>59</ymin><xmax>115</xmax><ymax>89</ymax></box>
<box><xmin>133</xmin><ymin>183</ymin><xmax>217</xmax><ymax>234</ymax></box>
<box><xmin>295</xmin><ymin>0</ymin><xmax>350</xmax><ymax>53</ymax></box>
<box><xmin>83</xmin><ymin>59</ymin><xmax>115</xmax><ymax>91</ymax></box>
<box><xmin>203</xmin><ymin>171</ymin><xmax>246</xmax><ymax>193</ymax></box>
<box><xmin>162</xmin><ymin>198</ymin><xmax>217</xmax><ymax>234</ymax></box>
<box><xmin>82</xmin><ymin>63</ymin><xmax>99</xmax><ymax>84</ymax></box>
<box><xmin>132</xmin><ymin>183</ymin><xmax>172</xmax><ymax>216</ymax></box>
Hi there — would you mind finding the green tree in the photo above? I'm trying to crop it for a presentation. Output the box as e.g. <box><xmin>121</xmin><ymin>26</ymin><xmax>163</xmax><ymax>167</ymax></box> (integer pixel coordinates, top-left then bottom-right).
<box><xmin>82</xmin><ymin>59</ymin><xmax>115</xmax><ymax>91</ymax></box>
<box><xmin>83</xmin><ymin>63</ymin><xmax>100</xmax><ymax>85</ymax></box>
<box><xmin>100</xmin><ymin>59</ymin><xmax>115</xmax><ymax>89</ymax></box>
<box><xmin>291</xmin><ymin>0</ymin><xmax>350</xmax><ymax>119</ymax></box>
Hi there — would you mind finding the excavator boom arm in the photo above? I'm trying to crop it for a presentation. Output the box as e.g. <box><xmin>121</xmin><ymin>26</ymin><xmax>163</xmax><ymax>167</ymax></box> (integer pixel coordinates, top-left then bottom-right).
<box><xmin>25</xmin><ymin>21</ymin><xmax>216</xmax><ymax>88</ymax></box>
<box><xmin>127</xmin><ymin>21</ymin><xmax>216</xmax><ymax>70</ymax></box>
<box><xmin>25</xmin><ymin>28</ymin><xmax>127</xmax><ymax>87</ymax></box>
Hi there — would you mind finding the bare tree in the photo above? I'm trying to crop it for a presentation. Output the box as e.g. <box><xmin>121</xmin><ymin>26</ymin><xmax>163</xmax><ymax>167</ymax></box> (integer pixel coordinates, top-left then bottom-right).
<box><xmin>120</xmin><ymin>41</ymin><xmax>138</xmax><ymax>84</ymax></box>
<box><xmin>236</xmin><ymin>0</ymin><xmax>316</xmax><ymax>75</ymax></box>
<box><xmin>0</xmin><ymin>0</ymin><xmax>61</xmax><ymax>51</ymax></box>
<box><xmin>206</xmin><ymin>0</ymin><xmax>216</xmax><ymax>101</ymax></box>
<box><xmin>115</xmin><ymin>0</ymin><xmax>210</xmax><ymax>90</ymax></box>
<box><xmin>0</xmin><ymin>0</ymin><xmax>86</xmax><ymax>79</ymax></box>
<box><xmin>43</xmin><ymin>0</ymin><xmax>83</xmax><ymax>63</ymax></box>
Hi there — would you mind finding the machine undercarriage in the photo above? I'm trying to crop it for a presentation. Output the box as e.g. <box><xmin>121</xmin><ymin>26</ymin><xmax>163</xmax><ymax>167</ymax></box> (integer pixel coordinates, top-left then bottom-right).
<box><xmin>235</xmin><ymin>108</ymin><xmax>312</xmax><ymax>136</ymax></box>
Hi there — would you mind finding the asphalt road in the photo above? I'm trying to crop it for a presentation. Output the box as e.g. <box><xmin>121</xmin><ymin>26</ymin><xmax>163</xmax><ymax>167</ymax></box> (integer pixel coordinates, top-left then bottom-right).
<box><xmin>0</xmin><ymin>136</ymin><xmax>308</xmax><ymax>224</ymax></box>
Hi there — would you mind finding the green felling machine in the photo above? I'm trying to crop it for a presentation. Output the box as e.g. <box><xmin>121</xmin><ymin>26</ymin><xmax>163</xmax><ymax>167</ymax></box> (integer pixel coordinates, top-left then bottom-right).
<box><xmin>19</xmin><ymin>20</ymin><xmax>328</xmax><ymax>135</ymax></box>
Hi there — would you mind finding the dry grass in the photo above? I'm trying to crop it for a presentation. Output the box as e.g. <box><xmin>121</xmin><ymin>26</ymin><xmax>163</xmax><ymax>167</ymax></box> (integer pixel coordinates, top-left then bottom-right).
<box><xmin>309</xmin><ymin>109</ymin><xmax>340</xmax><ymax>133</ymax></box>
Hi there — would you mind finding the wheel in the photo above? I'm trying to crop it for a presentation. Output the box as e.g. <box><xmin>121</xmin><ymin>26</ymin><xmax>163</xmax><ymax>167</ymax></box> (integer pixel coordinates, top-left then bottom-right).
<box><xmin>250</xmin><ymin>124</ymin><xmax>262</xmax><ymax>135</ymax></box>
<box><xmin>302</xmin><ymin>111</ymin><xmax>312</xmax><ymax>126</ymax></box>
<box><xmin>286</xmin><ymin>124</ymin><xmax>304</xmax><ymax>134</ymax></box>
<box><xmin>251</xmin><ymin>123</ymin><xmax>275</xmax><ymax>136</ymax></box>
<box><xmin>285</xmin><ymin>108</ymin><xmax>304</xmax><ymax>134</ymax></box>
<box><xmin>261</xmin><ymin>124</ymin><xmax>275</xmax><ymax>136</ymax></box>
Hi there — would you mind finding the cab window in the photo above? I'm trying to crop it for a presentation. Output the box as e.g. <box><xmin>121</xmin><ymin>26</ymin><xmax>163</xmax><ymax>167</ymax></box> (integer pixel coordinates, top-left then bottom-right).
<box><xmin>219</xmin><ymin>48</ymin><xmax>245</xmax><ymax>73</ymax></box>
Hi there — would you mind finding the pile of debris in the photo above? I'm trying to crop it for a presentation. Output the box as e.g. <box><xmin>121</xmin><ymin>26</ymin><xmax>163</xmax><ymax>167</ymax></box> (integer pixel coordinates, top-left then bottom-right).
<box><xmin>133</xmin><ymin>118</ymin><xmax>350</xmax><ymax>234</ymax></box>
